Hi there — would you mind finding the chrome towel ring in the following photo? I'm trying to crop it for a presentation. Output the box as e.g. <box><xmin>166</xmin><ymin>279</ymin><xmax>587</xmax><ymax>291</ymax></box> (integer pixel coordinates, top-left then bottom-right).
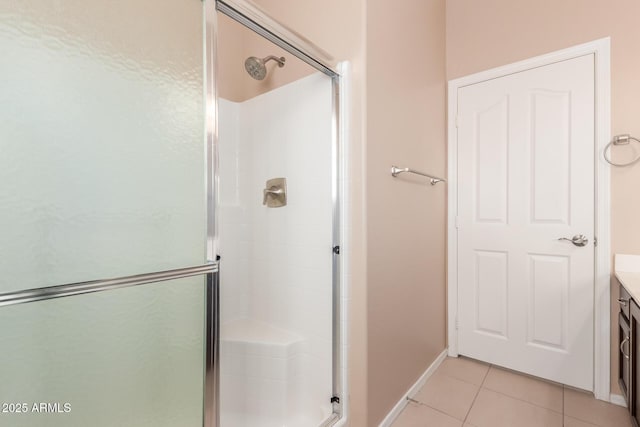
<box><xmin>604</xmin><ymin>134</ymin><xmax>640</xmax><ymax>167</ymax></box>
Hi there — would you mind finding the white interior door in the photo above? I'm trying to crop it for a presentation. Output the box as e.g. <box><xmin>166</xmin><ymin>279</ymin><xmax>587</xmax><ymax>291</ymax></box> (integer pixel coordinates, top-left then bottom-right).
<box><xmin>456</xmin><ymin>54</ymin><xmax>595</xmax><ymax>390</ymax></box>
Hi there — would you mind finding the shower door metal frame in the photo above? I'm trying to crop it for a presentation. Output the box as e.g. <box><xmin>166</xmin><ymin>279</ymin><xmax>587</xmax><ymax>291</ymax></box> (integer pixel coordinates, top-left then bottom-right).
<box><xmin>208</xmin><ymin>1</ymin><xmax>344</xmax><ymax>425</ymax></box>
<box><xmin>1</xmin><ymin>1</ymin><xmax>218</xmax><ymax>425</ymax></box>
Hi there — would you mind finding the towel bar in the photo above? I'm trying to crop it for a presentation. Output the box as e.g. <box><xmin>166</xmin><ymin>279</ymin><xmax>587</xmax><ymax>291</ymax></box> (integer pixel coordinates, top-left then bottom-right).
<box><xmin>390</xmin><ymin>166</ymin><xmax>446</xmax><ymax>185</ymax></box>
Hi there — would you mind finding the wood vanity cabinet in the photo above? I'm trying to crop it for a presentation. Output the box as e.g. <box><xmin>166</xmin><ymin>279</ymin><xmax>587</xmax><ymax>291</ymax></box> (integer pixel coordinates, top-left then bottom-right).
<box><xmin>620</xmin><ymin>282</ymin><xmax>640</xmax><ymax>427</ymax></box>
<box><xmin>621</xmin><ymin>284</ymin><xmax>632</xmax><ymax>403</ymax></box>
<box><xmin>631</xmin><ymin>298</ymin><xmax>640</xmax><ymax>427</ymax></box>
<box><xmin>621</xmin><ymin>311</ymin><xmax>631</xmax><ymax>403</ymax></box>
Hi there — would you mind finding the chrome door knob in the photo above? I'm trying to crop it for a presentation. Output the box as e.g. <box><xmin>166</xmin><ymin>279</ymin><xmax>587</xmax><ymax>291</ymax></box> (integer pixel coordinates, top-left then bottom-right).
<box><xmin>558</xmin><ymin>234</ymin><xmax>589</xmax><ymax>247</ymax></box>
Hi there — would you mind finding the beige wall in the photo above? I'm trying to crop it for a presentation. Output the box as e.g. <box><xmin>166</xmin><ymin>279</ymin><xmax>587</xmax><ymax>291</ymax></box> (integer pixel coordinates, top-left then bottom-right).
<box><xmin>216</xmin><ymin>14</ymin><xmax>247</xmax><ymax>101</ymax></box>
<box><xmin>446</xmin><ymin>0</ymin><xmax>640</xmax><ymax>396</ymax></box>
<box><xmin>366</xmin><ymin>0</ymin><xmax>447</xmax><ymax>424</ymax></box>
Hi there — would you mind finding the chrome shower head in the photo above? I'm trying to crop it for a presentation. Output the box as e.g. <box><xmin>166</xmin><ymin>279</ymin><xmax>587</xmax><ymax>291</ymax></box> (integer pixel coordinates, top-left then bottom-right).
<box><xmin>244</xmin><ymin>55</ymin><xmax>286</xmax><ymax>80</ymax></box>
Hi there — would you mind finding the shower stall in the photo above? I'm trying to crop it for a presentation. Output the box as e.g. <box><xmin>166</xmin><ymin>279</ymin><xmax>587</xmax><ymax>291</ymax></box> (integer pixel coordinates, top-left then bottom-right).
<box><xmin>0</xmin><ymin>0</ymin><xmax>343</xmax><ymax>426</ymax></box>
<box><xmin>215</xmin><ymin>3</ymin><xmax>343</xmax><ymax>425</ymax></box>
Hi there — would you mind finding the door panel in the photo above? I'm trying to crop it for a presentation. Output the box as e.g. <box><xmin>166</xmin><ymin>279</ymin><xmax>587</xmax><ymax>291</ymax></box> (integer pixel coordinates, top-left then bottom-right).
<box><xmin>0</xmin><ymin>1</ymin><xmax>210</xmax><ymax>425</ymax></box>
<box><xmin>528</xmin><ymin>254</ymin><xmax>569</xmax><ymax>349</ymax></box>
<box><xmin>0</xmin><ymin>276</ymin><xmax>206</xmax><ymax>427</ymax></box>
<box><xmin>530</xmin><ymin>90</ymin><xmax>571</xmax><ymax>224</ymax></box>
<box><xmin>475</xmin><ymin>250</ymin><xmax>508</xmax><ymax>337</ymax></box>
<box><xmin>0</xmin><ymin>0</ymin><xmax>206</xmax><ymax>293</ymax></box>
<box><xmin>475</xmin><ymin>97</ymin><xmax>509</xmax><ymax>224</ymax></box>
<box><xmin>457</xmin><ymin>54</ymin><xmax>595</xmax><ymax>390</ymax></box>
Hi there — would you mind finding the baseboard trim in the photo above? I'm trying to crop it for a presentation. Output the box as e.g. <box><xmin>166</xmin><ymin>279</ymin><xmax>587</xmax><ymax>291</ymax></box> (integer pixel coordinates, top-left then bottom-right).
<box><xmin>610</xmin><ymin>393</ymin><xmax>627</xmax><ymax>408</ymax></box>
<box><xmin>378</xmin><ymin>349</ymin><xmax>448</xmax><ymax>427</ymax></box>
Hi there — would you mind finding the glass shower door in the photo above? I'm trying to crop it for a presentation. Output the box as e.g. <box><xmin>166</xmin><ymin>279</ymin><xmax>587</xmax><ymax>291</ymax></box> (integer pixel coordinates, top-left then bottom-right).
<box><xmin>0</xmin><ymin>1</ymin><xmax>212</xmax><ymax>426</ymax></box>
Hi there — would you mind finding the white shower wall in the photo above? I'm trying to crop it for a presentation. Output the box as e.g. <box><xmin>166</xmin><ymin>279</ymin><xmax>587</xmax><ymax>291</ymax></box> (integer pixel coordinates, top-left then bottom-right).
<box><xmin>218</xmin><ymin>72</ymin><xmax>334</xmax><ymax>426</ymax></box>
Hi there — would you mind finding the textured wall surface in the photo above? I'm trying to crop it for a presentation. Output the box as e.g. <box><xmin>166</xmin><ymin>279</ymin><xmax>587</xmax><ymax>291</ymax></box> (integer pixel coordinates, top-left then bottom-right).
<box><xmin>366</xmin><ymin>0</ymin><xmax>447</xmax><ymax>424</ymax></box>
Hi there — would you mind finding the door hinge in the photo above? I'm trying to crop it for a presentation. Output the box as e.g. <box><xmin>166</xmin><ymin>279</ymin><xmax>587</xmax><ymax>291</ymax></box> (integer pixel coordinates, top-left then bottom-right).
<box><xmin>333</xmin><ymin>246</ymin><xmax>340</xmax><ymax>255</ymax></box>
<box><xmin>455</xmin><ymin>316</ymin><xmax>459</xmax><ymax>330</ymax></box>
<box><xmin>594</xmin><ymin>236</ymin><xmax>598</xmax><ymax>247</ymax></box>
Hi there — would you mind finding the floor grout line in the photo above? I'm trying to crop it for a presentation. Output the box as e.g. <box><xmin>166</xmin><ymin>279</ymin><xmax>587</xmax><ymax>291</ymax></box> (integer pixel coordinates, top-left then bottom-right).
<box><xmin>479</xmin><ymin>364</ymin><xmax>492</xmax><ymax>387</ymax></box>
<box><xmin>410</xmin><ymin>399</ymin><xmax>471</xmax><ymax>424</ymax></box>
<box><xmin>435</xmin><ymin>360</ymin><xmax>492</xmax><ymax>388</ymax></box>
<box><xmin>479</xmin><ymin>385</ymin><xmax>564</xmax><ymax>415</ymax></box>
<box><xmin>463</xmin><ymin>377</ymin><xmax>484</xmax><ymax>422</ymax></box>
<box><xmin>409</xmin><ymin>363</ymin><xmax>485</xmax><ymax>424</ymax></box>
<box><xmin>395</xmin><ymin>360</ymin><xmax>624</xmax><ymax>427</ymax></box>
<box><xmin>563</xmin><ymin>413</ymin><xmax>606</xmax><ymax>427</ymax></box>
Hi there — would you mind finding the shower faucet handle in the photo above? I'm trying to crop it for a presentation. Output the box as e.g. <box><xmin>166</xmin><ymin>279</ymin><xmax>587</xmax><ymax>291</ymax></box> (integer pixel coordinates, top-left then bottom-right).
<box><xmin>262</xmin><ymin>178</ymin><xmax>287</xmax><ymax>207</ymax></box>
<box><xmin>263</xmin><ymin>187</ymin><xmax>284</xmax><ymax>205</ymax></box>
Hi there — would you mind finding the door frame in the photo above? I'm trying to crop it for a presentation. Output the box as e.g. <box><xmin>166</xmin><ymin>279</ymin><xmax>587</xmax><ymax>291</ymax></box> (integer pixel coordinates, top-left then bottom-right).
<box><xmin>446</xmin><ymin>38</ymin><xmax>611</xmax><ymax>401</ymax></box>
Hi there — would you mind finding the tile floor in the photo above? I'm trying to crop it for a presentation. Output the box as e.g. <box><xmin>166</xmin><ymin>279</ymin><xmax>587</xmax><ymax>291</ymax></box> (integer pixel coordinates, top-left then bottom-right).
<box><xmin>391</xmin><ymin>356</ymin><xmax>632</xmax><ymax>427</ymax></box>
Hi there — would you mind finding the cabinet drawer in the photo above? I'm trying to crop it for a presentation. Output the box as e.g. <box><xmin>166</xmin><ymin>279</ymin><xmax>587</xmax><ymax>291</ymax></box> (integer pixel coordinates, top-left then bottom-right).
<box><xmin>621</xmin><ymin>283</ymin><xmax>632</xmax><ymax>320</ymax></box>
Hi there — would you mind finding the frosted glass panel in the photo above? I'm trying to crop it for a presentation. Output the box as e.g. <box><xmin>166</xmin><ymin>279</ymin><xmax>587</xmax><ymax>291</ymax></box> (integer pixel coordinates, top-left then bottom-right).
<box><xmin>0</xmin><ymin>276</ymin><xmax>205</xmax><ymax>427</ymax></box>
<box><xmin>0</xmin><ymin>0</ymin><xmax>206</xmax><ymax>292</ymax></box>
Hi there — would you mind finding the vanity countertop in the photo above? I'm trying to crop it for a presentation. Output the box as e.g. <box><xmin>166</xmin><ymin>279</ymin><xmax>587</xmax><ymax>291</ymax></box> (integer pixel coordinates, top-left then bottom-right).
<box><xmin>615</xmin><ymin>254</ymin><xmax>640</xmax><ymax>302</ymax></box>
